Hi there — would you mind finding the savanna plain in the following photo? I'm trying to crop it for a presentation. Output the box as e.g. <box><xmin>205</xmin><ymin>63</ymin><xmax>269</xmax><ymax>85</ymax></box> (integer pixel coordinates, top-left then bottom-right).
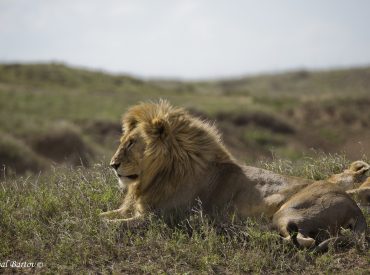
<box><xmin>0</xmin><ymin>63</ymin><xmax>369</xmax><ymax>273</ymax></box>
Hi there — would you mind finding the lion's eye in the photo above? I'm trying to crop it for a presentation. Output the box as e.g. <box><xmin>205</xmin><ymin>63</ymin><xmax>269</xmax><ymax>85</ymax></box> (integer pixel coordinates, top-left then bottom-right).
<box><xmin>126</xmin><ymin>139</ymin><xmax>135</xmax><ymax>150</ymax></box>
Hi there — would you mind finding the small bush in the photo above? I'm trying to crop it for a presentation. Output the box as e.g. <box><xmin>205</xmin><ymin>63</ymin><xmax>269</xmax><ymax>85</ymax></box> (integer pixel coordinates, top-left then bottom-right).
<box><xmin>28</xmin><ymin>121</ymin><xmax>96</xmax><ymax>166</ymax></box>
<box><xmin>0</xmin><ymin>132</ymin><xmax>48</xmax><ymax>174</ymax></box>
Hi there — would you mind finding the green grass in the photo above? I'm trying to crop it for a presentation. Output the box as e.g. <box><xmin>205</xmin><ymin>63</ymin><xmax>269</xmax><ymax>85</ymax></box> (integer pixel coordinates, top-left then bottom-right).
<box><xmin>0</xmin><ymin>63</ymin><xmax>369</xmax><ymax>272</ymax></box>
<box><xmin>1</xmin><ymin>63</ymin><xmax>370</xmax><ymax>173</ymax></box>
<box><xmin>0</xmin><ymin>154</ymin><xmax>369</xmax><ymax>273</ymax></box>
<box><xmin>244</xmin><ymin>128</ymin><xmax>286</xmax><ymax>147</ymax></box>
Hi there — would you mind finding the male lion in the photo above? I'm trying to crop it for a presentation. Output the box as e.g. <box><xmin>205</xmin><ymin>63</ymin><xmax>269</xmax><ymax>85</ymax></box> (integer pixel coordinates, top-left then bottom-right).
<box><xmin>101</xmin><ymin>101</ymin><xmax>367</xmax><ymax>249</ymax></box>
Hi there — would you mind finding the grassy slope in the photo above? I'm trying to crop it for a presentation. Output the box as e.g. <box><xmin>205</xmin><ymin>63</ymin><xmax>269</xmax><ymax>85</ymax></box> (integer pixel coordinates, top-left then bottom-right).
<box><xmin>1</xmin><ymin>154</ymin><xmax>369</xmax><ymax>273</ymax></box>
<box><xmin>1</xmin><ymin>63</ymin><xmax>369</xmax><ymax>172</ymax></box>
<box><xmin>0</xmin><ymin>63</ymin><xmax>369</xmax><ymax>272</ymax></box>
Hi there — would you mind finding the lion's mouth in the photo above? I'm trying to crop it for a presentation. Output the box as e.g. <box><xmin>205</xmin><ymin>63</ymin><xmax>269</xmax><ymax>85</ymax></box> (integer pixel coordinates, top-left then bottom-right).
<box><xmin>126</xmin><ymin>174</ymin><xmax>138</xmax><ymax>180</ymax></box>
<box><xmin>118</xmin><ymin>174</ymin><xmax>138</xmax><ymax>180</ymax></box>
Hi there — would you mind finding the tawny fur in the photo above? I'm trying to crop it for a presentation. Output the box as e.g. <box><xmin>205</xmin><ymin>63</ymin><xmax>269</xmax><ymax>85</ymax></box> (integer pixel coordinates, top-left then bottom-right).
<box><xmin>272</xmin><ymin>181</ymin><xmax>367</xmax><ymax>249</ymax></box>
<box><xmin>273</xmin><ymin>161</ymin><xmax>369</xmax><ymax>249</ymax></box>
<box><xmin>327</xmin><ymin>161</ymin><xmax>370</xmax><ymax>207</ymax></box>
<box><xmin>101</xmin><ymin>101</ymin><xmax>368</xmax><ymax>248</ymax></box>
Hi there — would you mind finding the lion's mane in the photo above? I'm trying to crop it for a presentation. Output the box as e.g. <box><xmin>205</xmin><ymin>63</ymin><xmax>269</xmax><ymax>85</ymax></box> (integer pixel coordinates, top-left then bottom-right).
<box><xmin>122</xmin><ymin>101</ymin><xmax>234</xmax><ymax>212</ymax></box>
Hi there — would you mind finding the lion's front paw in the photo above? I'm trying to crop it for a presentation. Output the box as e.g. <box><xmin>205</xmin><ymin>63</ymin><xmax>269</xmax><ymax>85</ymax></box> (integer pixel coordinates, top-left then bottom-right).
<box><xmin>102</xmin><ymin>215</ymin><xmax>145</xmax><ymax>229</ymax></box>
<box><xmin>99</xmin><ymin>209</ymin><xmax>123</xmax><ymax>220</ymax></box>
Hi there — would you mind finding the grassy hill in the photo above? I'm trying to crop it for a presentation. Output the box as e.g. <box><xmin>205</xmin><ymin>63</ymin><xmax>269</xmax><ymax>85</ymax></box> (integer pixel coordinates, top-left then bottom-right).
<box><xmin>0</xmin><ymin>63</ymin><xmax>369</xmax><ymax>174</ymax></box>
<box><xmin>0</xmin><ymin>63</ymin><xmax>369</xmax><ymax>273</ymax></box>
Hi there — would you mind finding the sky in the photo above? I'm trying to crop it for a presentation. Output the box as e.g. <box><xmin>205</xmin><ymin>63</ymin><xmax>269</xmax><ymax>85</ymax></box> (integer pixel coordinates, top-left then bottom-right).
<box><xmin>1</xmin><ymin>0</ymin><xmax>370</xmax><ymax>79</ymax></box>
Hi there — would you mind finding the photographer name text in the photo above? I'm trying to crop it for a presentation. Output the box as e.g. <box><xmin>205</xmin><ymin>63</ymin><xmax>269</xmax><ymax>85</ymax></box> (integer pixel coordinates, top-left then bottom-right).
<box><xmin>0</xmin><ymin>260</ymin><xmax>43</xmax><ymax>268</ymax></box>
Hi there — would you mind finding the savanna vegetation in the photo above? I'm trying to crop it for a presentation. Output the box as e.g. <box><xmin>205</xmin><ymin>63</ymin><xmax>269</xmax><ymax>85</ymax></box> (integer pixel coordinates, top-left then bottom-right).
<box><xmin>0</xmin><ymin>63</ymin><xmax>369</xmax><ymax>273</ymax></box>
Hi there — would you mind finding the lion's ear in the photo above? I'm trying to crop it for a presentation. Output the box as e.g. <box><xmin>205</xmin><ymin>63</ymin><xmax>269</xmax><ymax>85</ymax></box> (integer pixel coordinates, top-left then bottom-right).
<box><xmin>143</xmin><ymin>117</ymin><xmax>169</xmax><ymax>140</ymax></box>
<box><xmin>349</xmin><ymin>161</ymin><xmax>370</xmax><ymax>175</ymax></box>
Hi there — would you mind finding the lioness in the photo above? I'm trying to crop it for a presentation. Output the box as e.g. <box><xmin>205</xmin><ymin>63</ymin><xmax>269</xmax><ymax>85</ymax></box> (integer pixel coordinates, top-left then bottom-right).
<box><xmin>101</xmin><ymin>101</ymin><xmax>367</xmax><ymax>248</ymax></box>
<box><xmin>328</xmin><ymin>161</ymin><xmax>370</xmax><ymax>208</ymax></box>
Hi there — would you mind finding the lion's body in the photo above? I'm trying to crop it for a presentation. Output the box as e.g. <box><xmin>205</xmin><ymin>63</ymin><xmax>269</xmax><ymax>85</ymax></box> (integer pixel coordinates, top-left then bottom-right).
<box><xmin>102</xmin><ymin>101</ymin><xmax>367</xmax><ymax>248</ymax></box>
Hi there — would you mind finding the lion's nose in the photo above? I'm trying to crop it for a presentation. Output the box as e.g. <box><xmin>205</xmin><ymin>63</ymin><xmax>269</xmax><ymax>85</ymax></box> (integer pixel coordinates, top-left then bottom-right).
<box><xmin>110</xmin><ymin>162</ymin><xmax>120</xmax><ymax>170</ymax></box>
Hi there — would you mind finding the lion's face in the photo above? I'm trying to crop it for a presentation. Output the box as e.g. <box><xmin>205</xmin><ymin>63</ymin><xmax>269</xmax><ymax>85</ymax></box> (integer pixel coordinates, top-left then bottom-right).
<box><xmin>110</xmin><ymin>127</ymin><xmax>146</xmax><ymax>189</ymax></box>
